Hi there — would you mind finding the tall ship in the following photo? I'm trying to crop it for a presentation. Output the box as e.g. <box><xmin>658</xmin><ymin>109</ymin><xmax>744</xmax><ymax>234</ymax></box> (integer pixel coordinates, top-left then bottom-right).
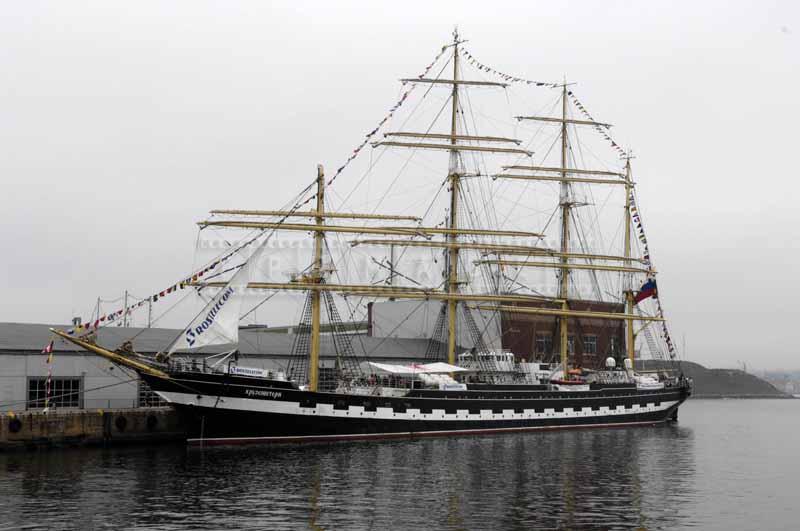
<box><xmin>52</xmin><ymin>31</ymin><xmax>691</xmax><ymax>445</ymax></box>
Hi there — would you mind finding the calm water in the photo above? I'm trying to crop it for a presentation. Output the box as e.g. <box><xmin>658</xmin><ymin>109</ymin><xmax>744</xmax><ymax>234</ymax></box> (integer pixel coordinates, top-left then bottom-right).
<box><xmin>1</xmin><ymin>399</ymin><xmax>798</xmax><ymax>530</ymax></box>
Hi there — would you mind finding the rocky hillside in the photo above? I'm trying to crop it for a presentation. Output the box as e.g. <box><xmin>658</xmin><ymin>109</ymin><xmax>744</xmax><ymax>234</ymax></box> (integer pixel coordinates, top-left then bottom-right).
<box><xmin>640</xmin><ymin>360</ymin><xmax>790</xmax><ymax>398</ymax></box>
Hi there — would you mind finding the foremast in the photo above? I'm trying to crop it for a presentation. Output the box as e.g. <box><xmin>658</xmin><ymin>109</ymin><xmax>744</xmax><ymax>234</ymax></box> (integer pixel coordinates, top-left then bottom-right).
<box><xmin>309</xmin><ymin>165</ymin><xmax>325</xmax><ymax>392</ymax></box>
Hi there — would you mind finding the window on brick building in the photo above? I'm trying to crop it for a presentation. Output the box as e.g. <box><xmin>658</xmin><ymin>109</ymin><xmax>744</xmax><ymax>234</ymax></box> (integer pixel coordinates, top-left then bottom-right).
<box><xmin>535</xmin><ymin>334</ymin><xmax>553</xmax><ymax>355</ymax></box>
<box><xmin>583</xmin><ymin>335</ymin><xmax>598</xmax><ymax>355</ymax></box>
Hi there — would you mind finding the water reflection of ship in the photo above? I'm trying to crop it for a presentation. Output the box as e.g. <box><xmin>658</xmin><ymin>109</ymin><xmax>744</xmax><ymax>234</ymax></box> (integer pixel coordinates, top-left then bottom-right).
<box><xmin>0</xmin><ymin>425</ymin><xmax>696</xmax><ymax>528</ymax></box>
<box><xmin>495</xmin><ymin>427</ymin><xmax>695</xmax><ymax>530</ymax></box>
<box><xmin>306</xmin><ymin>430</ymin><xmax>692</xmax><ymax>530</ymax></box>
<box><xmin>308</xmin><ymin>463</ymin><xmax>323</xmax><ymax>531</ymax></box>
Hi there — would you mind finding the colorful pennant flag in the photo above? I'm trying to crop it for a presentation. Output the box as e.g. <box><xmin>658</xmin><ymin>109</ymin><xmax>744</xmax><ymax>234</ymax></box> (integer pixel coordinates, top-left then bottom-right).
<box><xmin>460</xmin><ymin>48</ymin><xmax>559</xmax><ymax>88</ymax></box>
<box><xmin>567</xmin><ymin>91</ymin><xmax>627</xmax><ymax>157</ymax></box>
<box><xmin>628</xmin><ymin>191</ymin><xmax>677</xmax><ymax>357</ymax></box>
<box><xmin>325</xmin><ymin>45</ymin><xmax>451</xmax><ymax>189</ymax></box>
<box><xmin>459</xmin><ymin>48</ymin><xmax>626</xmax><ymax>157</ymax></box>
<box><xmin>44</xmin><ymin>341</ymin><xmax>54</xmax><ymax>410</ymax></box>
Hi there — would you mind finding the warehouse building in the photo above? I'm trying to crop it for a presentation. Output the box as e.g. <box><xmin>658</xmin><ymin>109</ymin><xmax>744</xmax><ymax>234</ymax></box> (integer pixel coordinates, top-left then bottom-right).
<box><xmin>0</xmin><ymin>322</ymin><xmax>436</xmax><ymax>413</ymax></box>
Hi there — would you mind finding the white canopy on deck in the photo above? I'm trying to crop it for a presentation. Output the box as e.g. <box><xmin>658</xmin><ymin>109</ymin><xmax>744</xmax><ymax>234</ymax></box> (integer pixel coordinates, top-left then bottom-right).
<box><xmin>367</xmin><ymin>361</ymin><xmax>471</xmax><ymax>375</ymax></box>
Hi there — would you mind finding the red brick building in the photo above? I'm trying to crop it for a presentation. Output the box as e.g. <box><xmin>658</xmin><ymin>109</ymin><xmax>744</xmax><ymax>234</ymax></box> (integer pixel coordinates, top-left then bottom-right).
<box><xmin>500</xmin><ymin>299</ymin><xmax>626</xmax><ymax>369</ymax></box>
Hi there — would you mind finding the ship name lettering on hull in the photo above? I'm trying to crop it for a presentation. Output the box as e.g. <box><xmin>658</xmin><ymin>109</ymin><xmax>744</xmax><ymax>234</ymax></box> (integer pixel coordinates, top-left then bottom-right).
<box><xmin>245</xmin><ymin>389</ymin><xmax>282</xmax><ymax>399</ymax></box>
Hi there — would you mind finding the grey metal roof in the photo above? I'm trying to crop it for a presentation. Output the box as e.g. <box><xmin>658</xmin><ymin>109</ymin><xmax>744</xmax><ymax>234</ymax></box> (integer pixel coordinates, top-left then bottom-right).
<box><xmin>0</xmin><ymin>322</ymin><xmax>179</xmax><ymax>353</ymax></box>
<box><xmin>0</xmin><ymin>322</ymin><xmax>437</xmax><ymax>361</ymax></box>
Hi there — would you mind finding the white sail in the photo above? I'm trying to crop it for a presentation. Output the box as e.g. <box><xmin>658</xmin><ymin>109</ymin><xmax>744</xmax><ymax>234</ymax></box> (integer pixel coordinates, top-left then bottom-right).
<box><xmin>168</xmin><ymin>237</ymin><xmax>266</xmax><ymax>354</ymax></box>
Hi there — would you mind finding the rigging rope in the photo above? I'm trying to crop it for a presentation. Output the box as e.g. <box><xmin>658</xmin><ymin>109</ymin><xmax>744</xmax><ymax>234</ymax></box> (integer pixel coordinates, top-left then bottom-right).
<box><xmin>61</xmin><ymin>179</ymin><xmax>319</xmax><ymax>343</ymax></box>
<box><xmin>460</xmin><ymin>46</ymin><xmax>628</xmax><ymax>158</ymax></box>
<box><xmin>324</xmin><ymin>45</ymin><xmax>452</xmax><ymax>189</ymax></box>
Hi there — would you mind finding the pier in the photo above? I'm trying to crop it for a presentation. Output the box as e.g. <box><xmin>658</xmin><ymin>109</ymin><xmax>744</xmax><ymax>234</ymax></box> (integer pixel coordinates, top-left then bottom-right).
<box><xmin>0</xmin><ymin>407</ymin><xmax>185</xmax><ymax>451</ymax></box>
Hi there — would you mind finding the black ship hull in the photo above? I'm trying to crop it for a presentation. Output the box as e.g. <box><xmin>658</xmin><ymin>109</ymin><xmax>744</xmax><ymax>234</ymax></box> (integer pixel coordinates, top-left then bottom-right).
<box><xmin>141</xmin><ymin>371</ymin><xmax>691</xmax><ymax>446</ymax></box>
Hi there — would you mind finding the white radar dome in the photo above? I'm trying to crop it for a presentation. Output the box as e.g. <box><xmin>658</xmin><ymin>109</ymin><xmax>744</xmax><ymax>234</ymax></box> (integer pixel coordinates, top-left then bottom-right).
<box><xmin>605</xmin><ymin>357</ymin><xmax>616</xmax><ymax>368</ymax></box>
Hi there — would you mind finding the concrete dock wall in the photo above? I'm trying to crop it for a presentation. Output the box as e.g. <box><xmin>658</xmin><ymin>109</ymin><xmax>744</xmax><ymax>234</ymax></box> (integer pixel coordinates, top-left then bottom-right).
<box><xmin>0</xmin><ymin>407</ymin><xmax>186</xmax><ymax>450</ymax></box>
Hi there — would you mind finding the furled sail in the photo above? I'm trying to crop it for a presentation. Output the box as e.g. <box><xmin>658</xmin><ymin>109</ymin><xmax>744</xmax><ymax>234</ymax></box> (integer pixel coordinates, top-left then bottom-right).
<box><xmin>167</xmin><ymin>236</ymin><xmax>267</xmax><ymax>353</ymax></box>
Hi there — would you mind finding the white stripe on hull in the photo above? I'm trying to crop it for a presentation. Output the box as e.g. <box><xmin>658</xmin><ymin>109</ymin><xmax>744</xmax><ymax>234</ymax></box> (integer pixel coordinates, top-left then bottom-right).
<box><xmin>158</xmin><ymin>390</ymin><xmax>678</xmax><ymax>424</ymax></box>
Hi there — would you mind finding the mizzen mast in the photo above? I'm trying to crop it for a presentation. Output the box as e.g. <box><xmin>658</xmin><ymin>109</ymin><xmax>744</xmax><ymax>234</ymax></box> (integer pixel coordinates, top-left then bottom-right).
<box><xmin>623</xmin><ymin>157</ymin><xmax>636</xmax><ymax>371</ymax></box>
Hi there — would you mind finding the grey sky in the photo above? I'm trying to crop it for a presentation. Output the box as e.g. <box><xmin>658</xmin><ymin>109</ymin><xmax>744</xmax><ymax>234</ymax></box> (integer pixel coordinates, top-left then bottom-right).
<box><xmin>1</xmin><ymin>1</ymin><xmax>798</xmax><ymax>370</ymax></box>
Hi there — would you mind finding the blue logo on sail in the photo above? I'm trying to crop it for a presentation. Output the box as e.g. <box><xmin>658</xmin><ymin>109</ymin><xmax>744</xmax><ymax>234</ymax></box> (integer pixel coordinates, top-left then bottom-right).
<box><xmin>184</xmin><ymin>286</ymin><xmax>235</xmax><ymax>346</ymax></box>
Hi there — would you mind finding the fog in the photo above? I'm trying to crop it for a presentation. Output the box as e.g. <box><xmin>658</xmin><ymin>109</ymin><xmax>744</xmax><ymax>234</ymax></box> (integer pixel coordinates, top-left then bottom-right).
<box><xmin>1</xmin><ymin>1</ymin><xmax>798</xmax><ymax>370</ymax></box>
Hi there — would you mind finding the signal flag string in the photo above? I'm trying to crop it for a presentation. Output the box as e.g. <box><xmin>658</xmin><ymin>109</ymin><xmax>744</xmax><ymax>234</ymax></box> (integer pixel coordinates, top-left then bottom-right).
<box><xmin>325</xmin><ymin>45</ymin><xmax>451</xmax><ymax>188</ymax></box>
<box><xmin>566</xmin><ymin>91</ymin><xmax>628</xmax><ymax>158</ymax></box>
<box><xmin>460</xmin><ymin>47</ymin><xmax>628</xmax><ymax>158</ymax></box>
<box><xmin>459</xmin><ymin>47</ymin><xmax>560</xmax><ymax>87</ymax></box>
<box><xmin>629</xmin><ymin>190</ymin><xmax>676</xmax><ymax>359</ymax></box>
<box><xmin>50</xmin><ymin>46</ymin><xmax>457</xmax><ymax>339</ymax></box>
<box><xmin>60</xmin><ymin>184</ymin><xmax>320</xmax><ymax>337</ymax></box>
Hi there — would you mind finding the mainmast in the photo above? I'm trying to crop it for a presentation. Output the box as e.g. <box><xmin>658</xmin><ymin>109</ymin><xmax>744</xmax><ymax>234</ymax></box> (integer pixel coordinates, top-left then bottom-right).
<box><xmin>446</xmin><ymin>30</ymin><xmax>461</xmax><ymax>366</ymax></box>
<box><xmin>309</xmin><ymin>164</ymin><xmax>325</xmax><ymax>392</ymax></box>
<box><xmin>558</xmin><ymin>83</ymin><xmax>571</xmax><ymax>380</ymax></box>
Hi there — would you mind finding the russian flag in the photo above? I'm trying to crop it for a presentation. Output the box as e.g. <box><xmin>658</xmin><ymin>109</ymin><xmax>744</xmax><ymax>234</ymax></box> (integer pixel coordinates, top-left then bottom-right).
<box><xmin>634</xmin><ymin>279</ymin><xmax>657</xmax><ymax>304</ymax></box>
